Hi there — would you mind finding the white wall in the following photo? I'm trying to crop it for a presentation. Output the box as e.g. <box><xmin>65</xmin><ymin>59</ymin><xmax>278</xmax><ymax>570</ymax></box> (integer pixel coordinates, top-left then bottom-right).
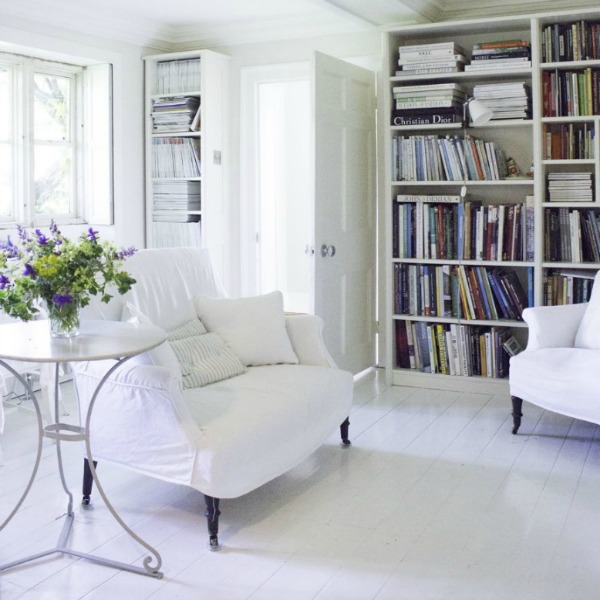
<box><xmin>0</xmin><ymin>16</ymin><xmax>383</xmax><ymax>292</ymax></box>
<box><xmin>0</xmin><ymin>14</ymin><xmax>155</xmax><ymax>249</ymax></box>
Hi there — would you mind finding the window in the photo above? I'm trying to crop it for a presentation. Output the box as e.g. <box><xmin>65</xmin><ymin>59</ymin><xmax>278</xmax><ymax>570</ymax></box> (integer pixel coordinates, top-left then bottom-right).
<box><xmin>0</xmin><ymin>53</ymin><xmax>112</xmax><ymax>228</ymax></box>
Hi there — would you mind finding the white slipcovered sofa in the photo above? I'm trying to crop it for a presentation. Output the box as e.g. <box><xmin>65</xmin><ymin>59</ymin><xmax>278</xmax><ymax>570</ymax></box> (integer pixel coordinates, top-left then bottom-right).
<box><xmin>509</xmin><ymin>271</ymin><xmax>600</xmax><ymax>435</ymax></box>
<box><xmin>73</xmin><ymin>247</ymin><xmax>354</xmax><ymax>549</ymax></box>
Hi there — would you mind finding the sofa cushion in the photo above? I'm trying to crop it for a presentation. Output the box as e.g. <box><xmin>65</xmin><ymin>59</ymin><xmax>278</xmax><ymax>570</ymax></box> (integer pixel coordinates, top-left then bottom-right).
<box><xmin>574</xmin><ymin>271</ymin><xmax>600</xmax><ymax>348</ymax></box>
<box><xmin>121</xmin><ymin>302</ymin><xmax>182</xmax><ymax>380</ymax></box>
<box><xmin>167</xmin><ymin>319</ymin><xmax>246</xmax><ymax>389</ymax></box>
<box><xmin>194</xmin><ymin>291</ymin><xmax>299</xmax><ymax>366</ymax></box>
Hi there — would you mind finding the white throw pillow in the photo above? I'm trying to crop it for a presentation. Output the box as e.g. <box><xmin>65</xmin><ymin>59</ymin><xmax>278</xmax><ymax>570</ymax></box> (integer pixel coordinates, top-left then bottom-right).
<box><xmin>574</xmin><ymin>271</ymin><xmax>600</xmax><ymax>348</ymax></box>
<box><xmin>194</xmin><ymin>291</ymin><xmax>299</xmax><ymax>366</ymax></box>
<box><xmin>121</xmin><ymin>302</ymin><xmax>182</xmax><ymax>380</ymax></box>
<box><xmin>167</xmin><ymin>319</ymin><xmax>246</xmax><ymax>388</ymax></box>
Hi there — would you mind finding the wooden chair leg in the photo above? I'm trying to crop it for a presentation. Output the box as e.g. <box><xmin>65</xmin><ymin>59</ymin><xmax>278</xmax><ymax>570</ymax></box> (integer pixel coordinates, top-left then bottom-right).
<box><xmin>511</xmin><ymin>396</ymin><xmax>523</xmax><ymax>435</ymax></box>
<box><xmin>340</xmin><ymin>416</ymin><xmax>351</xmax><ymax>447</ymax></box>
<box><xmin>204</xmin><ymin>494</ymin><xmax>221</xmax><ymax>551</ymax></box>
<box><xmin>82</xmin><ymin>458</ymin><xmax>97</xmax><ymax>506</ymax></box>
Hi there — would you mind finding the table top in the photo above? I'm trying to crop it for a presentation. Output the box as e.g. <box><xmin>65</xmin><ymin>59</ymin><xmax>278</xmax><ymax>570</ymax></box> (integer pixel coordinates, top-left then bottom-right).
<box><xmin>0</xmin><ymin>320</ymin><xmax>167</xmax><ymax>363</ymax></box>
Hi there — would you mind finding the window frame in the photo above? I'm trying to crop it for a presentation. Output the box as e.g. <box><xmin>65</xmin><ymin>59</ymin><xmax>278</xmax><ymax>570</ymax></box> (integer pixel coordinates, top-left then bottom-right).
<box><xmin>0</xmin><ymin>52</ymin><xmax>108</xmax><ymax>229</ymax></box>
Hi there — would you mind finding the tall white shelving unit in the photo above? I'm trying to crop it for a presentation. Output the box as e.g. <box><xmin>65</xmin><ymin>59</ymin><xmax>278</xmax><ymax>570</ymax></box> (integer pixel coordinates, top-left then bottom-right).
<box><xmin>143</xmin><ymin>49</ymin><xmax>229</xmax><ymax>283</ymax></box>
<box><xmin>383</xmin><ymin>8</ymin><xmax>600</xmax><ymax>393</ymax></box>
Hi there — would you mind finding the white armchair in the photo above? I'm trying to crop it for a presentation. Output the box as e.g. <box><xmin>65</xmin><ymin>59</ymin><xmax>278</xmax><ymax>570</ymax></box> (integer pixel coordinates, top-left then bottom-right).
<box><xmin>509</xmin><ymin>271</ymin><xmax>600</xmax><ymax>434</ymax></box>
<box><xmin>72</xmin><ymin>248</ymin><xmax>354</xmax><ymax>549</ymax></box>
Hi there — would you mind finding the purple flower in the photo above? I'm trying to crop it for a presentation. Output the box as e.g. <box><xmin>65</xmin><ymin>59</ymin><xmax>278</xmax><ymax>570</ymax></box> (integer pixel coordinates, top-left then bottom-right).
<box><xmin>49</xmin><ymin>220</ymin><xmax>60</xmax><ymax>236</ymax></box>
<box><xmin>35</xmin><ymin>229</ymin><xmax>49</xmax><ymax>245</ymax></box>
<box><xmin>23</xmin><ymin>263</ymin><xmax>35</xmax><ymax>277</ymax></box>
<box><xmin>87</xmin><ymin>228</ymin><xmax>99</xmax><ymax>242</ymax></box>
<box><xmin>0</xmin><ymin>236</ymin><xmax>19</xmax><ymax>259</ymax></box>
<box><xmin>17</xmin><ymin>225</ymin><xmax>30</xmax><ymax>243</ymax></box>
<box><xmin>52</xmin><ymin>294</ymin><xmax>72</xmax><ymax>306</ymax></box>
<box><xmin>0</xmin><ymin>275</ymin><xmax>9</xmax><ymax>289</ymax></box>
<box><xmin>114</xmin><ymin>246</ymin><xmax>137</xmax><ymax>260</ymax></box>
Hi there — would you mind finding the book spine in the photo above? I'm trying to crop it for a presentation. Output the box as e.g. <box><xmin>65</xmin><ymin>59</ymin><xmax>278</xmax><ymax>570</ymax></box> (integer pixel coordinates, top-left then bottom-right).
<box><xmin>464</xmin><ymin>62</ymin><xmax>531</xmax><ymax>71</ymax></box>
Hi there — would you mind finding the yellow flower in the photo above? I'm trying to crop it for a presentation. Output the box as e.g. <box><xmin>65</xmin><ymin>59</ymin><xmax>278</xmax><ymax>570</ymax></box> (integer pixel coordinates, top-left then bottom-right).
<box><xmin>34</xmin><ymin>254</ymin><xmax>59</xmax><ymax>277</ymax></box>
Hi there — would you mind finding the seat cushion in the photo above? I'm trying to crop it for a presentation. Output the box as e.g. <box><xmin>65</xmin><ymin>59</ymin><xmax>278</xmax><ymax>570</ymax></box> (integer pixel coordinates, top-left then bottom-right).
<box><xmin>510</xmin><ymin>348</ymin><xmax>600</xmax><ymax>426</ymax></box>
<box><xmin>183</xmin><ymin>364</ymin><xmax>354</xmax><ymax>498</ymax></box>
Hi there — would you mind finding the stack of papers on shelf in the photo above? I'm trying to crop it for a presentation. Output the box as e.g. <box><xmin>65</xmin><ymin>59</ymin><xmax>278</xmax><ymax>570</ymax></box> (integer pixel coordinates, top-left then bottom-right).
<box><xmin>547</xmin><ymin>172</ymin><xmax>593</xmax><ymax>202</ymax></box>
<box><xmin>152</xmin><ymin>180</ymin><xmax>201</xmax><ymax>221</ymax></box>
<box><xmin>152</xmin><ymin>96</ymin><xmax>200</xmax><ymax>132</ymax></box>
<box><xmin>472</xmin><ymin>82</ymin><xmax>530</xmax><ymax>120</ymax></box>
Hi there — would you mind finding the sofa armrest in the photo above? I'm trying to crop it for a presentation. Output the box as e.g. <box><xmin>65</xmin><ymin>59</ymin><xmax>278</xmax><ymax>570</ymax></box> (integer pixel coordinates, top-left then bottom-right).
<box><xmin>285</xmin><ymin>314</ymin><xmax>337</xmax><ymax>368</ymax></box>
<box><xmin>71</xmin><ymin>360</ymin><xmax>201</xmax><ymax>483</ymax></box>
<box><xmin>523</xmin><ymin>303</ymin><xmax>588</xmax><ymax>351</ymax></box>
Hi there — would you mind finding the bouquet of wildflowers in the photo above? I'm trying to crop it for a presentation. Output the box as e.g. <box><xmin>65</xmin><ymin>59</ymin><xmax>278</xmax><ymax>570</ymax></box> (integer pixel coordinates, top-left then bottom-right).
<box><xmin>0</xmin><ymin>221</ymin><xmax>136</xmax><ymax>334</ymax></box>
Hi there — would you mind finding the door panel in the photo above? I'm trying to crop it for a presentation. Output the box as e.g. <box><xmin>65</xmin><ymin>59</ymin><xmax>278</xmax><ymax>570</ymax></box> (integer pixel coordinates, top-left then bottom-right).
<box><xmin>312</xmin><ymin>51</ymin><xmax>376</xmax><ymax>374</ymax></box>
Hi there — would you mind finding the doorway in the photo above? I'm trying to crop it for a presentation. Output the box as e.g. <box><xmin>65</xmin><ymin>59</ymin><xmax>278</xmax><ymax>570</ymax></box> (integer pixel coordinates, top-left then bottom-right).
<box><xmin>240</xmin><ymin>63</ymin><xmax>311</xmax><ymax>314</ymax></box>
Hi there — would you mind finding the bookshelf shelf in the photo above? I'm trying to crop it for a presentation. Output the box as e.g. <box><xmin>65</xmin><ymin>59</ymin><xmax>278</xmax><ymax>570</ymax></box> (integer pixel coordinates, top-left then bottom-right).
<box><xmin>143</xmin><ymin>50</ymin><xmax>229</xmax><ymax>276</ymax></box>
<box><xmin>383</xmin><ymin>10</ymin><xmax>600</xmax><ymax>390</ymax></box>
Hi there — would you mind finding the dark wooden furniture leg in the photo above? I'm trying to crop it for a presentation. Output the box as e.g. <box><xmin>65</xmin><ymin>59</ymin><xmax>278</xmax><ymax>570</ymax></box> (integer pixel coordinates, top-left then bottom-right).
<box><xmin>204</xmin><ymin>494</ymin><xmax>221</xmax><ymax>551</ymax></box>
<box><xmin>340</xmin><ymin>416</ymin><xmax>351</xmax><ymax>447</ymax></box>
<box><xmin>511</xmin><ymin>396</ymin><xmax>523</xmax><ymax>435</ymax></box>
<box><xmin>82</xmin><ymin>458</ymin><xmax>98</xmax><ymax>506</ymax></box>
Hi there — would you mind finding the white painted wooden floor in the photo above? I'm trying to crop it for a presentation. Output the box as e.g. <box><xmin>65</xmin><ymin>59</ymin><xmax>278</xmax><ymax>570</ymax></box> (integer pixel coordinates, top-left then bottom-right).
<box><xmin>1</xmin><ymin>371</ymin><xmax>599</xmax><ymax>599</ymax></box>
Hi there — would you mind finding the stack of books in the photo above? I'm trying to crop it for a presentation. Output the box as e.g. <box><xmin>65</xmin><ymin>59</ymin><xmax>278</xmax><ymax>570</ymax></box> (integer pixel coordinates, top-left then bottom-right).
<box><xmin>391</xmin><ymin>83</ymin><xmax>467</xmax><ymax>126</ymax></box>
<box><xmin>472</xmin><ymin>82</ymin><xmax>530</xmax><ymax>120</ymax></box>
<box><xmin>465</xmin><ymin>40</ymin><xmax>531</xmax><ymax>71</ymax></box>
<box><xmin>396</xmin><ymin>42</ymin><xmax>466</xmax><ymax>76</ymax></box>
<box><xmin>547</xmin><ymin>172</ymin><xmax>593</xmax><ymax>202</ymax></box>
<box><xmin>151</xmin><ymin>96</ymin><xmax>201</xmax><ymax>133</ymax></box>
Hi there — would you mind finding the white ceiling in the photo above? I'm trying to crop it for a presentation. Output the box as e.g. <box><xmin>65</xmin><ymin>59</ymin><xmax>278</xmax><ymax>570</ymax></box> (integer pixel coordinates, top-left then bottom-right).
<box><xmin>1</xmin><ymin>0</ymin><xmax>600</xmax><ymax>50</ymax></box>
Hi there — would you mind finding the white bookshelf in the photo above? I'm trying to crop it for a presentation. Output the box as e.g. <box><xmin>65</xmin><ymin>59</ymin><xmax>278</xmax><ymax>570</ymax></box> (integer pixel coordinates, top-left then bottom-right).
<box><xmin>143</xmin><ymin>49</ymin><xmax>229</xmax><ymax>281</ymax></box>
<box><xmin>383</xmin><ymin>9</ymin><xmax>600</xmax><ymax>392</ymax></box>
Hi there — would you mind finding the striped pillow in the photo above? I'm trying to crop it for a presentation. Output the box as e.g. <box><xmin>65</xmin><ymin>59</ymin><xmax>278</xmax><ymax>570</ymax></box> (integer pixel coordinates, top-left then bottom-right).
<box><xmin>168</xmin><ymin>319</ymin><xmax>246</xmax><ymax>389</ymax></box>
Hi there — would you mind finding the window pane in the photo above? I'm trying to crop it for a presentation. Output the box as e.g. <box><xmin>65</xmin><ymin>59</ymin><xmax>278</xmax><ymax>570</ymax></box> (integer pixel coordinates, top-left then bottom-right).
<box><xmin>34</xmin><ymin>145</ymin><xmax>72</xmax><ymax>215</ymax></box>
<box><xmin>0</xmin><ymin>143</ymin><xmax>12</xmax><ymax>217</ymax></box>
<box><xmin>0</xmin><ymin>69</ymin><xmax>10</xmax><ymax>141</ymax></box>
<box><xmin>34</xmin><ymin>73</ymin><xmax>69</xmax><ymax>142</ymax></box>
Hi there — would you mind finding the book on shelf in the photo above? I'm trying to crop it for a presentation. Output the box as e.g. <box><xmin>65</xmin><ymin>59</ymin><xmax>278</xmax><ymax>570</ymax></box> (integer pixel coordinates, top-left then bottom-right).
<box><xmin>391</xmin><ymin>107</ymin><xmax>462</xmax><ymax>126</ymax></box>
<box><xmin>399</xmin><ymin>41</ymin><xmax>466</xmax><ymax>52</ymax></box>
<box><xmin>473</xmin><ymin>40</ymin><xmax>530</xmax><ymax>50</ymax></box>
<box><xmin>541</xmin><ymin>20</ymin><xmax>600</xmax><ymax>62</ymax></box>
<box><xmin>395</xmin><ymin>320</ymin><xmax>510</xmax><ymax>378</ymax></box>
<box><xmin>547</xmin><ymin>172</ymin><xmax>593</xmax><ymax>202</ymax></box>
<box><xmin>543</xmin><ymin>123</ymin><xmax>595</xmax><ymax>160</ymax></box>
<box><xmin>395</xmin><ymin>66</ymin><xmax>463</xmax><ymax>76</ymax></box>
<box><xmin>391</xmin><ymin>132</ymin><xmax>509</xmax><ymax>182</ymax></box>
<box><xmin>544</xmin><ymin>269</ymin><xmax>596</xmax><ymax>305</ymax></box>
<box><xmin>464</xmin><ymin>61</ymin><xmax>531</xmax><ymax>71</ymax></box>
<box><xmin>542</xmin><ymin>68</ymin><xmax>600</xmax><ymax>117</ymax></box>
<box><xmin>392</xmin><ymin>83</ymin><xmax>467</xmax><ymax>94</ymax></box>
<box><xmin>545</xmin><ymin>207</ymin><xmax>600</xmax><ymax>262</ymax></box>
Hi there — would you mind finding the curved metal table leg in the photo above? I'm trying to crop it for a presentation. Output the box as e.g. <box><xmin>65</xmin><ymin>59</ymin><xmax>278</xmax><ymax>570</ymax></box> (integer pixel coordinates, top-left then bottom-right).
<box><xmin>0</xmin><ymin>359</ymin><xmax>44</xmax><ymax>532</ymax></box>
<box><xmin>0</xmin><ymin>357</ymin><xmax>163</xmax><ymax>579</ymax></box>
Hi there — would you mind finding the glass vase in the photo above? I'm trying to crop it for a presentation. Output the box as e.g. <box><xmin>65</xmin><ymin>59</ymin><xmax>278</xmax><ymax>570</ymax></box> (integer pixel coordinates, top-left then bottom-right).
<box><xmin>48</xmin><ymin>302</ymin><xmax>80</xmax><ymax>338</ymax></box>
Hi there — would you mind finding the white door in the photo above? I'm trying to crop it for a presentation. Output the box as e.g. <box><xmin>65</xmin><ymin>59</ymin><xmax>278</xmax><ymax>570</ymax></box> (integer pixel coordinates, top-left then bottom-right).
<box><xmin>311</xmin><ymin>51</ymin><xmax>376</xmax><ymax>374</ymax></box>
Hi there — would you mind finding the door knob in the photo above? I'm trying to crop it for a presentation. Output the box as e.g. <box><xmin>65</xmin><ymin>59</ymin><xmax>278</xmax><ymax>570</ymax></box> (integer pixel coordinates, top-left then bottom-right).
<box><xmin>320</xmin><ymin>244</ymin><xmax>336</xmax><ymax>257</ymax></box>
<box><xmin>304</xmin><ymin>245</ymin><xmax>315</xmax><ymax>256</ymax></box>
